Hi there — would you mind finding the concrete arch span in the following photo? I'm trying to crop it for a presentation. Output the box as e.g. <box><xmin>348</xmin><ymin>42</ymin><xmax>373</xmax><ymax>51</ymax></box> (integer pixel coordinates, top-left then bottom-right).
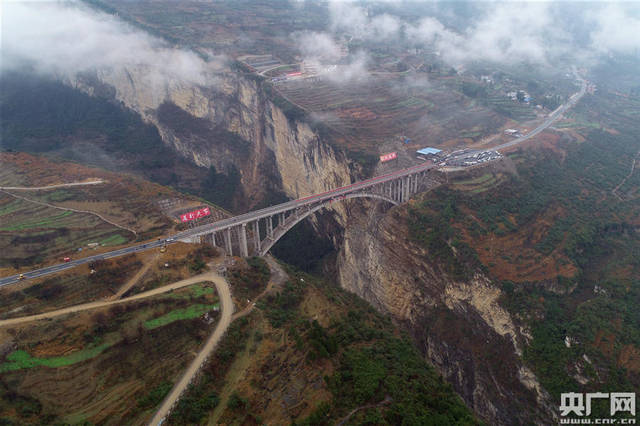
<box><xmin>259</xmin><ymin>192</ymin><xmax>398</xmax><ymax>256</ymax></box>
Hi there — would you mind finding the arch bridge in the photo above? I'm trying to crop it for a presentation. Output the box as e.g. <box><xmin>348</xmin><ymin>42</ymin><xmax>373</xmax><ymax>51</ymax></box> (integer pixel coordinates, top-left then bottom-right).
<box><xmin>180</xmin><ymin>162</ymin><xmax>439</xmax><ymax>257</ymax></box>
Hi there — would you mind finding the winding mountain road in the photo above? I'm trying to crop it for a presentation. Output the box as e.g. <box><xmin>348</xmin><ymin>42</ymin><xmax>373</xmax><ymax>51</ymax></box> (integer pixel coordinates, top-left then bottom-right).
<box><xmin>148</xmin><ymin>272</ymin><xmax>234</xmax><ymax>426</ymax></box>
<box><xmin>0</xmin><ymin>272</ymin><xmax>228</xmax><ymax>327</ymax></box>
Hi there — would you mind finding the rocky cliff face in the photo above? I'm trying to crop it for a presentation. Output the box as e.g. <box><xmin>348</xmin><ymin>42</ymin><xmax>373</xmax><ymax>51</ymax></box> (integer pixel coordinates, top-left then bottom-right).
<box><xmin>69</xmin><ymin>63</ymin><xmax>553</xmax><ymax>423</ymax></box>
<box><xmin>69</xmin><ymin>65</ymin><xmax>351</xmax><ymax>214</ymax></box>
<box><xmin>336</xmin><ymin>200</ymin><xmax>557</xmax><ymax>425</ymax></box>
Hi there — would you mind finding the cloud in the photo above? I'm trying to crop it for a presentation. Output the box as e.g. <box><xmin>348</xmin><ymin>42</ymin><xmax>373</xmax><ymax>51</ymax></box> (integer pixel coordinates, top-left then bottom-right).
<box><xmin>295</xmin><ymin>29</ymin><xmax>370</xmax><ymax>84</ymax></box>
<box><xmin>324</xmin><ymin>0</ymin><xmax>640</xmax><ymax>67</ymax></box>
<box><xmin>297</xmin><ymin>32</ymin><xmax>343</xmax><ymax>62</ymax></box>
<box><xmin>321</xmin><ymin>51</ymin><xmax>370</xmax><ymax>84</ymax></box>
<box><xmin>1</xmin><ymin>1</ymin><xmax>214</xmax><ymax>85</ymax></box>
<box><xmin>588</xmin><ymin>5</ymin><xmax>640</xmax><ymax>54</ymax></box>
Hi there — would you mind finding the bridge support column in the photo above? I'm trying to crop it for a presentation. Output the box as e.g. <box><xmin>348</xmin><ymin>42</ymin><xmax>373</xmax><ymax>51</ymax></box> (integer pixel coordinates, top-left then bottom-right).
<box><xmin>404</xmin><ymin>176</ymin><xmax>410</xmax><ymax>201</ymax></box>
<box><xmin>279</xmin><ymin>213</ymin><xmax>285</xmax><ymax>227</ymax></box>
<box><xmin>267</xmin><ymin>216</ymin><xmax>273</xmax><ymax>238</ymax></box>
<box><xmin>253</xmin><ymin>221</ymin><xmax>260</xmax><ymax>253</ymax></box>
<box><xmin>210</xmin><ymin>232</ymin><xmax>216</xmax><ymax>247</ymax></box>
<box><xmin>239</xmin><ymin>224</ymin><xmax>249</xmax><ymax>257</ymax></box>
<box><xmin>224</xmin><ymin>229</ymin><xmax>233</xmax><ymax>256</ymax></box>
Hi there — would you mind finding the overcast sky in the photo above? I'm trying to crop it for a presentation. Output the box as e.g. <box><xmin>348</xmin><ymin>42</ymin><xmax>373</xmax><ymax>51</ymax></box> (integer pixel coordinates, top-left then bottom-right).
<box><xmin>2</xmin><ymin>0</ymin><xmax>639</xmax><ymax>85</ymax></box>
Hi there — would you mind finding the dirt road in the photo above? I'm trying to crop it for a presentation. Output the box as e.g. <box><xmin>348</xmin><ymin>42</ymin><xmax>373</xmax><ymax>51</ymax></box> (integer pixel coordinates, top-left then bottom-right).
<box><xmin>0</xmin><ymin>180</ymin><xmax>104</xmax><ymax>190</ymax></box>
<box><xmin>0</xmin><ymin>273</ymin><xmax>221</xmax><ymax>327</ymax></box>
<box><xmin>109</xmin><ymin>253</ymin><xmax>159</xmax><ymax>300</ymax></box>
<box><xmin>148</xmin><ymin>273</ymin><xmax>233</xmax><ymax>426</ymax></box>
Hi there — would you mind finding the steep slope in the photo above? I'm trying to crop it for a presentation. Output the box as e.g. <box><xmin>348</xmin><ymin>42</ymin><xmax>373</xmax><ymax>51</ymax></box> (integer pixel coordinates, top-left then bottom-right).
<box><xmin>166</xmin><ymin>262</ymin><xmax>479</xmax><ymax>425</ymax></box>
<box><xmin>71</xmin><ymin>68</ymin><xmax>353</xmax><ymax>214</ymax></box>
<box><xmin>337</xmin><ymin>194</ymin><xmax>554</xmax><ymax>425</ymax></box>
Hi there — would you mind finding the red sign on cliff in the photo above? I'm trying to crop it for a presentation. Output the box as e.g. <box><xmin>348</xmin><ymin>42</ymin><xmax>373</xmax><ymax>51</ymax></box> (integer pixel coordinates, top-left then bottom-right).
<box><xmin>180</xmin><ymin>207</ymin><xmax>211</xmax><ymax>223</ymax></box>
<box><xmin>379</xmin><ymin>152</ymin><xmax>398</xmax><ymax>163</ymax></box>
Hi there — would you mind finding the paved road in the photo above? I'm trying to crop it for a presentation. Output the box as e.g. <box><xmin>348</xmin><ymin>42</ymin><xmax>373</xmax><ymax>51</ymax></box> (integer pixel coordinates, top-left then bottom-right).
<box><xmin>0</xmin><ymin>161</ymin><xmax>436</xmax><ymax>287</ymax></box>
<box><xmin>0</xmin><ymin>272</ymin><xmax>223</xmax><ymax>327</ymax></box>
<box><xmin>492</xmin><ymin>75</ymin><xmax>587</xmax><ymax>152</ymax></box>
<box><xmin>0</xmin><ymin>73</ymin><xmax>587</xmax><ymax>288</ymax></box>
<box><xmin>0</xmin><ymin>239</ymin><xmax>167</xmax><ymax>288</ymax></box>
<box><xmin>148</xmin><ymin>272</ymin><xmax>233</xmax><ymax>426</ymax></box>
<box><xmin>0</xmin><ymin>180</ymin><xmax>104</xmax><ymax>191</ymax></box>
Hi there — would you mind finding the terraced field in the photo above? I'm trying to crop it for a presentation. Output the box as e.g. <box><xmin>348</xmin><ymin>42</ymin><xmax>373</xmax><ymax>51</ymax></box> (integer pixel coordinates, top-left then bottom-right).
<box><xmin>0</xmin><ymin>281</ymin><xmax>220</xmax><ymax>425</ymax></box>
<box><xmin>276</xmin><ymin>75</ymin><xmax>505</xmax><ymax>153</ymax></box>
<box><xmin>0</xmin><ymin>195</ymin><xmax>130</xmax><ymax>269</ymax></box>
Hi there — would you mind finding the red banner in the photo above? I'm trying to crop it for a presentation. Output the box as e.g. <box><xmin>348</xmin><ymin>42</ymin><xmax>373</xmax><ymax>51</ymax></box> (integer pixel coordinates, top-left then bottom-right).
<box><xmin>379</xmin><ymin>152</ymin><xmax>398</xmax><ymax>163</ymax></box>
<box><xmin>180</xmin><ymin>207</ymin><xmax>211</xmax><ymax>223</ymax></box>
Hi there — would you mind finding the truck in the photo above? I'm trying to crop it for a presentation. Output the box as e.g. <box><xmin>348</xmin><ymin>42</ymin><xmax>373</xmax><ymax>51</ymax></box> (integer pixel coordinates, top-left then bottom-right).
<box><xmin>18</xmin><ymin>274</ymin><xmax>25</xmax><ymax>280</ymax></box>
<box><xmin>63</xmin><ymin>257</ymin><xmax>71</xmax><ymax>262</ymax></box>
<box><xmin>160</xmin><ymin>246</ymin><xmax>166</xmax><ymax>253</ymax></box>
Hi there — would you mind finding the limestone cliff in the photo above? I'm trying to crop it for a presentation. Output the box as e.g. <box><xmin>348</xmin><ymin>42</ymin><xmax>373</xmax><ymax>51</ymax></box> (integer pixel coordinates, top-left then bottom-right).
<box><xmin>69</xmin><ymin>65</ymin><xmax>352</xmax><ymax>214</ymax></box>
<box><xmin>336</xmin><ymin>200</ymin><xmax>557</xmax><ymax>425</ymax></box>
<box><xmin>67</xmin><ymin>62</ymin><xmax>552</xmax><ymax>424</ymax></box>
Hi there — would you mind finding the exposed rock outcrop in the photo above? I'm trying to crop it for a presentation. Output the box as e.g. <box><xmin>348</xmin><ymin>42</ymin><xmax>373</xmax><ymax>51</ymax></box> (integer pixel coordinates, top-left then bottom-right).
<box><xmin>67</xmin><ymin>61</ymin><xmax>554</xmax><ymax>424</ymax></box>
<box><xmin>69</xmin><ymin>66</ymin><xmax>351</xmax><ymax>214</ymax></box>
<box><xmin>337</xmin><ymin>202</ymin><xmax>557</xmax><ymax>425</ymax></box>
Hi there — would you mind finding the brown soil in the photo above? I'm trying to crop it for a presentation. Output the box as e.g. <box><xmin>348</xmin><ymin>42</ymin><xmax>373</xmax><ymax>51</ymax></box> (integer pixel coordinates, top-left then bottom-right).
<box><xmin>458</xmin><ymin>204</ymin><xmax>578</xmax><ymax>283</ymax></box>
<box><xmin>618</xmin><ymin>345</ymin><xmax>640</xmax><ymax>373</ymax></box>
<box><xmin>594</xmin><ymin>330</ymin><xmax>616</xmax><ymax>359</ymax></box>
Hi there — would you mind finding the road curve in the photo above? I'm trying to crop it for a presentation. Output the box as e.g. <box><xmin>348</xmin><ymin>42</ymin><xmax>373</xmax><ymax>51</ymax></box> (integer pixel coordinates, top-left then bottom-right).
<box><xmin>0</xmin><ymin>272</ymin><xmax>223</xmax><ymax>327</ymax></box>
<box><xmin>493</xmin><ymin>74</ymin><xmax>587</xmax><ymax>152</ymax></box>
<box><xmin>148</xmin><ymin>272</ymin><xmax>233</xmax><ymax>426</ymax></box>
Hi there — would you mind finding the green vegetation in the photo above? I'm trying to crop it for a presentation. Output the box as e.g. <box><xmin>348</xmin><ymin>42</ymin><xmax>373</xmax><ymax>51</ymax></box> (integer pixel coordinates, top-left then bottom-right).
<box><xmin>144</xmin><ymin>303</ymin><xmax>219</xmax><ymax>329</ymax></box>
<box><xmin>227</xmin><ymin>256</ymin><xmax>271</xmax><ymax>302</ymax></box>
<box><xmin>137</xmin><ymin>381</ymin><xmax>173</xmax><ymax>410</ymax></box>
<box><xmin>410</xmin><ymin>87</ymin><xmax>640</xmax><ymax>407</ymax></box>
<box><xmin>276</xmin><ymin>268</ymin><xmax>478</xmax><ymax>425</ymax></box>
<box><xmin>0</xmin><ymin>344</ymin><xmax>111</xmax><ymax>373</ymax></box>
<box><xmin>260</xmin><ymin>279</ymin><xmax>305</xmax><ymax>328</ymax></box>
<box><xmin>408</xmin><ymin>194</ymin><xmax>486</xmax><ymax>280</ymax></box>
<box><xmin>200</xmin><ymin>164</ymin><xmax>242</xmax><ymax>211</ymax></box>
<box><xmin>168</xmin><ymin>317</ymin><xmax>252</xmax><ymax>424</ymax></box>
<box><xmin>0</xmin><ymin>210</ymin><xmax>72</xmax><ymax>232</ymax></box>
<box><xmin>99</xmin><ymin>234</ymin><xmax>127</xmax><ymax>246</ymax></box>
<box><xmin>0</xmin><ymin>72</ymin><xmax>169</xmax><ymax>159</ymax></box>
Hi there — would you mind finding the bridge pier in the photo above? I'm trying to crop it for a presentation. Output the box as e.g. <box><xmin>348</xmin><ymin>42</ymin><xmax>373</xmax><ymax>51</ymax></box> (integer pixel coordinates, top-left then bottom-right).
<box><xmin>239</xmin><ymin>224</ymin><xmax>249</xmax><ymax>257</ymax></box>
<box><xmin>253</xmin><ymin>221</ymin><xmax>260</xmax><ymax>253</ymax></box>
<box><xmin>224</xmin><ymin>229</ymin><xmax>233</xmax><ymax>256</ymax></box>
<box><xmin>405</xmin><ymin>176</ymin><xmax>409</xmax><ymax>201</ymax></box>
<box><xmin>267</xmin><ymin>216</ymin><xmax>273</xmax><ymax>238</ymax></box>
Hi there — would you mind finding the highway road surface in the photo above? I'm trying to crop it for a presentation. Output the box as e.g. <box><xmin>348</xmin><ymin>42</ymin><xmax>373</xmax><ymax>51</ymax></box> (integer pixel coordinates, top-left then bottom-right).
<box><xmin>0</xmin><ymin>73</ymin><xmax>587</xmax><ymax>288</ymax></box>
<box><xmin>0</xmin><ymin>238</ymin><xmax>168</xmax><ymax>288</ymax></box>
<box><xmin>0</xmin><ymin>161</ymin><xmax>437</xmax><ymax>287</ymax></box>
<box><xmin>492</xmin><ymin>74</ymin><xmax>587</xmax><ymax>152</ymax></box>
<box><xmin>148</xmin><ymin>272</ymin><xmax>233</xmax><ymax>426</ymax></box>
